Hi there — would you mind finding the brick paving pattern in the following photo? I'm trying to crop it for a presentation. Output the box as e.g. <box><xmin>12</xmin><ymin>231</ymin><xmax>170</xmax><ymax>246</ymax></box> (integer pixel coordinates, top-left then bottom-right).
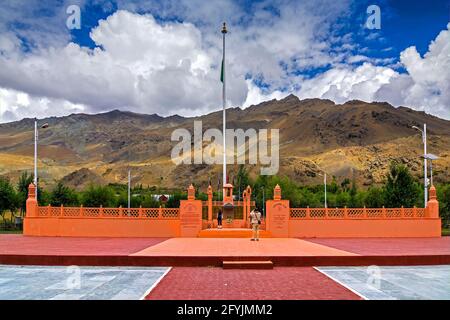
<box><xmin>146</xmin><ymin>267</ymin><xmax>361</xmax><ymax>300</ymax></box>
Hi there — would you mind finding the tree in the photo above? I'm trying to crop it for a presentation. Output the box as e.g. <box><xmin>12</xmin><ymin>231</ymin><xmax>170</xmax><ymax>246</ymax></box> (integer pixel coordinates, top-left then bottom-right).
<box><xmin>340</xmin><ymin>178</ymin><xmax>351</xmax><ymax>192</ymax></box>
<box><xmin>166</xmin><ymin>191</ymin><xmax>187</xmax><ymax>208</ymax></box>
<box><xmin>0</xmin><ymin>177</ymin><xmax>19</xmax><ymax>225</ymax></box>
<box><xmin>81</xmin><ymin>185</ymin><xmax>117</xmax><ymax>207</ymax></box>
<box><xmin>364</xmin><ymin>187</ymin><xmax>384</xmax><ymax>208</ymax></box>
<box><xmin>328</xmin><ymin>176</ymin><xmax>339</xmax><ymax>193</ymax></box>
<box><xmin>50</xmin><ymin>182</ymin><xmax>79</xmax><ymax>206</ymax></box>
<box><xmin>16</xmin><ymin>171</ymin><xmax>34</xmax><ymax>215</ymax></box>
<box><xmin>235</xmin><ymin>165</ymin><xmax>250</xmax><ymax>200</ymax></box>
<box><xmin>349</xmin><ymin>178</ymin><xmax>358</xmax><ymax>207</ymax></box>
<box><xmin>336</xmin><ymin>191</ymin><xmax>351</xmax><ymax>207</ymax></box>
<box><xmin>141</xmin><ymin>194</ymin><xmax>160</xmax><ymax>208</ymax></box>
<box><xmin>383</xmin><ymin>163</ymin><xmax>420</xmax><ymax>208</ymax></box>
<box><xmin>437</xmin><ymin>184</ymin><xmax>450</xmax><ymax>226</ymax></box>
<box><xmin>298</xmin><ymin>188</ymin><xmax>321</xmax><ymax>207</ymax></box>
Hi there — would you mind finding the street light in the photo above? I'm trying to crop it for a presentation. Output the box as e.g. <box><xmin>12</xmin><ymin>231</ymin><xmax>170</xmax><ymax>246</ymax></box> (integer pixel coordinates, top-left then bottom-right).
<box><xmin>34</xmin><ymin>119</ymin><xmax>49</xmax><ymax>197</ymax></box>
<box><xmin>423</xmin><ymin>153</ymin><xmax>439</xmax><ymax>187</ymax></box>
<box><xmin>127</xmin><ymin>168</ymin><xmax>131</xmax><ymax>210</ymax></box>
<box><xmin>412</xmin><ymin>124</ymin><xmax>428</xmax><ymax>206</ymax></box>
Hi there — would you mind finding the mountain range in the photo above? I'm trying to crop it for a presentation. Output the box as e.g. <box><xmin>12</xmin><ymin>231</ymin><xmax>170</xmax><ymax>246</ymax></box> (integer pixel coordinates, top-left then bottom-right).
<box><xmin>0</xmin><ymin>95</ymin><xmax>449</xmax><ymax>191</ymax></box>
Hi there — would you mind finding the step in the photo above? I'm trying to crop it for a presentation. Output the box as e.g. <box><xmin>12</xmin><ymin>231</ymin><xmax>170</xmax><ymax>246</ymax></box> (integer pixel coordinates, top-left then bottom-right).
<box><xmin>198</xmin><ymin>228</ymin><xmax>272</xmax><ymax>238</ymax></box>
<box><xmin>223</xmin><ymin>260</ymin><xmax>274</xmax><ymax>269</ymax></box>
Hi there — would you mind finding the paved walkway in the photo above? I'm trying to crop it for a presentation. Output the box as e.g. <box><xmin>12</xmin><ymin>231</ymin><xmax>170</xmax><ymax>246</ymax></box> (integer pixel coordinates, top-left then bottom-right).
<box><xmin>146</xmin><ymin>267</ymin><xmax>361</xmax><ymax>300</ymax></box>
<box><xmin>317</xmin><ymin>265</ymin><xmax>450</xmax><ymax>300</ymax></box>
<box><xmin>308</xmin><ymin>237</ymin><xmax>450</xmax><ymax>255</ymax></box>
<box><xmin>0</xmin><ymin>235</ymin><xmax>167</xmax><ymax>255</ymax></box>
<box><xmin>2</xmin><ymin>235</ymin><xmax>449</xmax><ymax>258</ymax></box>
<box><xmin>0</xmin><ymin>265</ymin><xmax>169</xmax><ymax>300</ymax></box>
<box><xmin>2</xmin><ymin>235</ymin><xmax>449</xmax><ymax>267</ymax></box>
<box><xmin>132</xmin><ymin>238</ymin><xmax>357</xmax><ymax>257</ymax></box>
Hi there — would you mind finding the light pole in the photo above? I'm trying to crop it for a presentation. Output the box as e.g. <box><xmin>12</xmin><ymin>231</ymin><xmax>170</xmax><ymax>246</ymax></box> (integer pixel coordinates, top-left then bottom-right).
<box><xmin>221</xmin><ymin>22</ymin><xmax>228</xmax><ymax>199</ymax></box>
<box><xmin>423</xmin><ymin>154</ymin><xmax>439</xmax><ymax>187</ymax></box>
<box><xmin>34</xmin><ymin>119</ymin><xmax>49</xmax><ymax>197</ymax></box>
<box><xmin>127</xmin><ymin>168</ymin><xmax>131</xmax><ymax>210</ymax></box>
<box><xmin>412</xmin><ymin>124</ymin><xmax>428</xmax><ymax>206</ymax></box>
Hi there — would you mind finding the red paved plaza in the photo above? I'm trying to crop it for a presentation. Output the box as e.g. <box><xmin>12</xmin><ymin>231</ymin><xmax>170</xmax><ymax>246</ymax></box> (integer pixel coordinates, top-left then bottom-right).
<box><xmin>1</xmin><ymin>235</ymin><xmax>449</xmax><ymax>300</ymax></box>
<box><xmin>1</xmin><ymin>235</ymin><xmax>449</xmax><ymax>266</ymax></box>
<box><xmin>146</xmin><ymin>267</ymin><xmax>361</xmax><ymax>300</ymax></box>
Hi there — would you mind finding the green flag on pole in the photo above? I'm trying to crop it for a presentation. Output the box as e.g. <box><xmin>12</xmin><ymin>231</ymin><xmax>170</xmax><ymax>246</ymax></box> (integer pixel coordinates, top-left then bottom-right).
<box><xmin>220</xmin><ymin>59</ymin><xmax>224</xmax><ymax>83</ymax></box>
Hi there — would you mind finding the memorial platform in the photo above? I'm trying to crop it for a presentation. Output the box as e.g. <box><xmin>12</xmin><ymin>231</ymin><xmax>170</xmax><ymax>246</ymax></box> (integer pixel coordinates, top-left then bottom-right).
<box><xmin>1</xmin><ymin>235</ymin><xmax>449</xmax><ymax>267</ymax></box>
<box><xmin>197</xmin><ymin>228</ymin><xmax>272</xmax><ymax>238</ymax></box>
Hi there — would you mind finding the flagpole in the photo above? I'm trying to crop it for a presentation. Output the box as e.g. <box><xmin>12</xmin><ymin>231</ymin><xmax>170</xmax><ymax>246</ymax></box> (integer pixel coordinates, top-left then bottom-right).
<box><xmin>221</xmin><ymin>22</ymin><xmax>228</xmax><ymax>199</ymax></box>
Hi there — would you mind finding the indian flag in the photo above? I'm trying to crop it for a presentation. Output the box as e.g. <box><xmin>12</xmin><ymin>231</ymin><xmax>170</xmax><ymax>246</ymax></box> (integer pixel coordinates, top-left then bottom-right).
<box><xmin>220</xmin><ymin>59</ymin><xmax>224</xmax><ymax>83</ymax></box>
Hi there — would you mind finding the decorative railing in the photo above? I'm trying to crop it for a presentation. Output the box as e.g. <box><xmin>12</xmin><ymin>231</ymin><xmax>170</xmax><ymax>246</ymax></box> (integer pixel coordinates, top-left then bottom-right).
<box><xmin>201</xmin><ymin>201</ymin><xmax>256</xmax><ymax>207</ymax></box>
<box><xmin>290</xmin><ymin>207</ymin><xmax>427</xmax><ymax>219</ymax></box>
<box><xmin>37</xmin><ymin>206</ymin><xmax>180</xmax><ymax>219</ymax></box>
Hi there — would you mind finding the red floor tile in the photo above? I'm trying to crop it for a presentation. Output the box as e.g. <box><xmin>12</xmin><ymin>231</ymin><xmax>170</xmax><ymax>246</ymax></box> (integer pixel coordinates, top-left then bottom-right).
<box><xmin>0</xmin><ymin>235</ymin><xmax>167</xmax><ymax>256</ymax></box>
<box><xmin>146</xmin><ymin>267</ymin><xmax>361</xmax><ymax>300</ymax></box>
<box><xmin>305</xmin><ymin>237</ymin><xmax>450</xmax><ymax>255</ymax></box>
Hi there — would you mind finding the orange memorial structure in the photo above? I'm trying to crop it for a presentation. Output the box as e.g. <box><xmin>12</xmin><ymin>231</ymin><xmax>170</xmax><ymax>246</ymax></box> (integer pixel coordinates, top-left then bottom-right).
<box><xmin>24</xmin><ymin>183</ymin><xmax>441</xmax><ymax>238</ymax></box>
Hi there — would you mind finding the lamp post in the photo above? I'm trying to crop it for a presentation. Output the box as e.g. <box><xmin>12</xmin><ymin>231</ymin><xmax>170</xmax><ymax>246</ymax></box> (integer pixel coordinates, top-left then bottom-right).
<box><xmin>127</xmin><ymin>168</ymin><xmax>131</xmax><ymax>210</ymax></box>
<box><xmin>221</xmin><ymin>22</ymin><xmax>228</xmax><ymax>200</ymax></box>
<box><xmin>412</xmin><ymin>124</ymin><xmax>428</xmax><ymax>206</ymax></box>
<box><xmin>34</xmin><ymin>119</ymin><xmax>49</xmax><ymax>197</ymax></box>
<box><xmin>423</xmin><ymin>154</ymin><xmax>439</xmax><ymax>187</ymax></box>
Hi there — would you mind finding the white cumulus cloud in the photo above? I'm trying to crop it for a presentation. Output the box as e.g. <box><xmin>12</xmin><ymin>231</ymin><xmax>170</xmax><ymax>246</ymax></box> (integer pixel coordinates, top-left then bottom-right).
<box><xmin>0</xmin><ymin>3</ymin><xmax>449</xmax><ymax>123</ymax></box>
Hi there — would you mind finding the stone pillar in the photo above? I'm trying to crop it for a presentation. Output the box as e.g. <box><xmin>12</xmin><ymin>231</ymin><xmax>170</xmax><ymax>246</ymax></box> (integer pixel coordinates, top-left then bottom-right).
<box><xmin>266</xmin><ymin>184</ymin><xmax>290</xmax><ymax>237</ymax></box>
<box><xmin>207</xmin><ymin>185</ymin><xmax>213</xmax><ymax>226</ymax></box>
<box><xmin>25</xmin><ymin>183</ymin><xmax>38</xmax><ymax>217</ymax></box>
<box><xmin>179</xmin><ymin>184</ymin><xmax>202</xmax><ymax>237</ymax></box>
<box><xmin>427</xmin><ymin>185</ymin><xmax>439</xmax><ymax>218</ymax></box>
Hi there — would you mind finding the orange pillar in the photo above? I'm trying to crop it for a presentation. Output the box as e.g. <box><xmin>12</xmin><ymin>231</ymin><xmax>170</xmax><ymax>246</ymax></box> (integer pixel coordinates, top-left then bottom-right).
<box><xmin>242</xmin><ymin>189</ymin><xmax>246</xmax><ymax>227</ymax></box>
<box><xmin>23</xmin><ymin>183</ymin><xmax>38</xmax><ymax>236</ymax></box>
<box><xmin>25</xmin><ymin>183</ymin><xmax>38</xmax><ymax>217</ymax></box>
<box><xmin>207</xmin><ymin>185</ymin><xmax>213</xmax><ymax>226</ymax></box>
<box><xmin>427</xmin><ymin>185</ymin><xmax>439</xmax><ymax>218</ymax></box>
<box><xmin>179</xmin><ymin>184</ymin><xmax>202</xmax><ymax>237</ymax></box>
<box><xmin>266</xmin><ymin>184</ymin><xmax>290</xmax><ymax>237</ymax></box>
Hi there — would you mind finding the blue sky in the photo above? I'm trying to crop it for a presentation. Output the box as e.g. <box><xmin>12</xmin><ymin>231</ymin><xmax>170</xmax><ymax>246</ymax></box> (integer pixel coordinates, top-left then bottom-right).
<box><xmin>0</xmin><ymin>0</ymin><xmax>449</xmax><ymax>122</ymax></box>
<box><xmin>72</xmin><ymin>0</ymin><xmax>450</xmax><ymax>71</ymax></box>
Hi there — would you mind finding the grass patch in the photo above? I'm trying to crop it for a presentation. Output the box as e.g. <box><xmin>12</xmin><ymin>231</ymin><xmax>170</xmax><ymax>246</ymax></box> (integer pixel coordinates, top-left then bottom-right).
<box><xmin>442</xmin><ymin>228</ymin><xmax>450</xmax><ymax>237</ymax></box>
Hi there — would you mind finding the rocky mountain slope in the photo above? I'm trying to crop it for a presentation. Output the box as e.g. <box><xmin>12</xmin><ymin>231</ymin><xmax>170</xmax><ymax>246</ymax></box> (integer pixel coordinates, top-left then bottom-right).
<box><xmin>0</xmin><ymin>96</ymin><xmax>449</xmax><ymax>190</ymax></box>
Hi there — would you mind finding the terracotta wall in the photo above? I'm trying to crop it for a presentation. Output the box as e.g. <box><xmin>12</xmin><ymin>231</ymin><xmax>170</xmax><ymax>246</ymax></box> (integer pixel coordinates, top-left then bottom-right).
<box><xmin>265</xmin><ymin>184</ymin><xmax>442</xmax><ymax>238</ymax></box>
<box><xmin>288</xmin><ymin>219</ymin><xmax>441</xmax><ymax>238</ymax></box>
<box><xmin>24</xmin><ymin>217</ymin><xmax>180</xmax><ymax>237</ymax></box>
<box><xmin>24</xmin><ymin>183</ymin><xmax>198</xmax><ymax>238</ymax></box>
